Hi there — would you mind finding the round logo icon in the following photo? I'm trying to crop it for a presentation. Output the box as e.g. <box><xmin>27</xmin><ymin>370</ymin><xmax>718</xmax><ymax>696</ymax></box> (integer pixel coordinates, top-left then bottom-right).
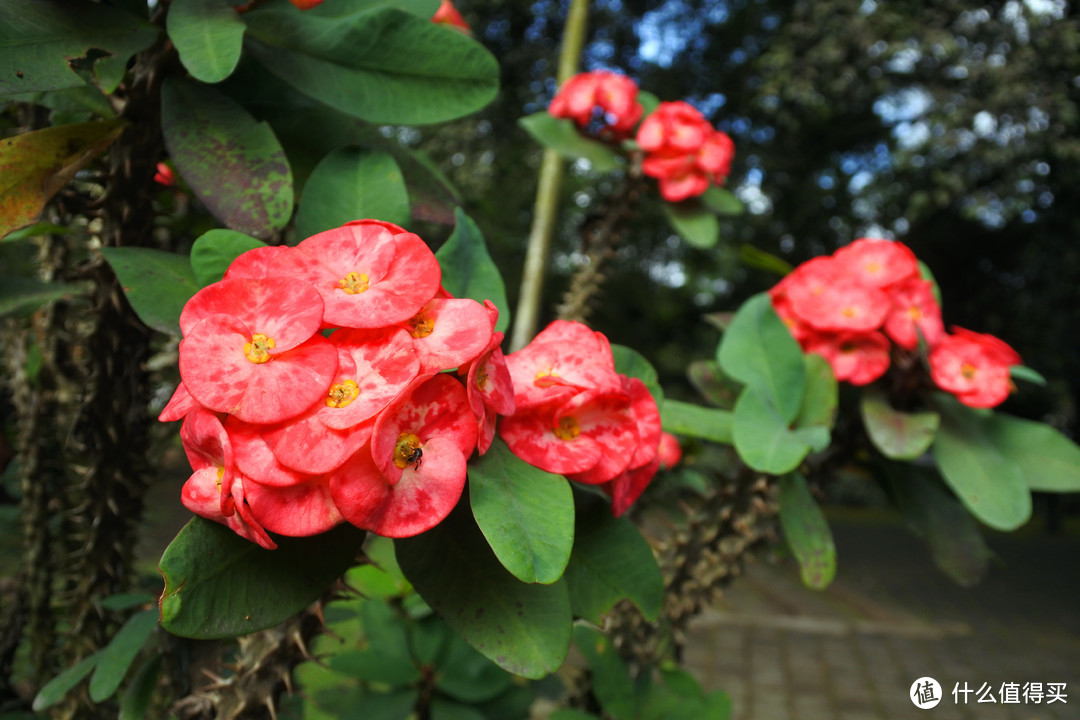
<box><xmin>910</xmin><ymin>677</ymin><xmax>943</xmax><ymax>709</ymax></box>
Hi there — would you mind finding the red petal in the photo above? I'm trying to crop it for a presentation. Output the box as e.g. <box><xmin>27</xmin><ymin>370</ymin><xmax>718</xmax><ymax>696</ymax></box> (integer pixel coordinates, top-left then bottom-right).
<box><xmin>245</xmin><ymin>476</ymin><xmax>342</xmax><ymax>537</ymax></box>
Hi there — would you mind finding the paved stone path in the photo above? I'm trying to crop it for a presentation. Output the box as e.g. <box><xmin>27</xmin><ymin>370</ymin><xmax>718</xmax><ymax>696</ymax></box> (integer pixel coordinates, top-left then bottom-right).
<box><xmin>683</xmin><ymin>515</ymin><xmax>1080</xmax><ymax>720</ymax></box>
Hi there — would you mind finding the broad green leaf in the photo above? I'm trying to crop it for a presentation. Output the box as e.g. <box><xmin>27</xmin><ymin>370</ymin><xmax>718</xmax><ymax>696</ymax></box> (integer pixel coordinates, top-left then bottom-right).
<box><xmin>739</xmin><ymin>243</ymin><xmax>792</xmax><ymax>275</ymax></box>
<box><xmin>795</xmin><ymin>353</ymin><xmax>838</xmax><ymax>433</ymax></box>
<box><xmin>436</xmin><ymin>209</ymin><xmax>511</xmax><ymax>334</ymax></box>
<box><xmin>860</xmin><ymin>387</ymin><xmax>939</xmax><ymax>460</ymax></box>
<box><xmin>303</xmin><ymin>0</ymin><xmax>440</xmax><ymax>17</ymax></box>
<box><xmin>700</xmin><ymin>186</ymin><xmax>744</xmax><ymax>216</ymax></box>
<box><xmin>778</xmin><ymin>473</ymin><xmax>835</xmax><ymax>589</ymax></box>
<box><xmin>660</xmin><ymin>399</ymin><xmax>732</xmax><ymax>444</ymax></box>
<box><xmin>0</xmin><ymin>1</ymin><xmax>158</xmax><ymax>94</ymax></box>
<box><xmin>983</xmin><ymin>413</ymin><xmax>1080</xmax><ymax>493</ymax></box>
<box><xmin>0</xmin><ymin>277</ymin><xmax>87</xmax><ymax>318</ymax></box>
<box><xmin>549</xmin><ymin>712</ymin><xmax>602</xmax><ymax>720</ymax></box>
<box><xmin>159</xmin><ymin>517</ymin><xmax>366</xmax><ymax>639</ymax></box>
<box><xmin>89</xmin><ymin>609</ymin><xmax>158</xmax><ymax>702</ymax></box>
<box><xmin>189</xmin><ymin>229</ymin><xmax>266</xmax><ymax>287</ymax></box>
<box><xmin>1010</xmin><ymin>365</ymin><xmax>1046</xmax><ymax>386</ymax></box>
<box><xmin>431</xmin><ymin>698</ymin><xmax>487</xmax><ymax>720</ymax></box>
<box><xmin>161</xmin><ymin>77</ymin><xmax>294</xmax><ymax>238</ymax></box>
<box><xmin>662</xmin><ymin>199</ymin><xmax>719</xmax><ymax>249</ymax></box>
<box><xmin>328</xmin><ymin>602</ymin><xmax>420</xmax><ymax>685</ymax></box>
<box><xmin>563</xmin><ymin>503</ymin><xmax>663</xmax><ymax>624</ymax></box>
<box><xmin>717</xmin><ymin>293</ymin><xmax>805</xmax><ymax>422</ymax></box>
<box><xmin>346</xmin><ymin>535</ymin><xmax>411</xmax><ymax>600</ymax></box>
<box><xmin>0</xmin><ymin>119</ymin><xmax>126</xmax><ymax>237</ymax></box>
<box><xmin>244</xmin><ymin>4</ymin><xmax>499</xmax><ymax>125</ymax></box>
<box><xmin>119</xmin><ymin>654</ymin><xmax>163</xmax><ymax>720</ymax></box>
<box><xmin>517</xmin><ymin>113</ymin><xmax>621</xmax><ymax>172</ymax></box>
<box><xmin>637</xmin><ymin>90</ymin><xmax>660</xmax><ymax>118</ymax></box>
<box><xmin>31</xmin><ymin>651</ymin><xmax>102</xmax><ymax>711</ymax></box>
<box><xmin>573</xmin><ymin>626</ymin><xmax>635</xmax><ymax>720</ymax></box>
<box><xmin>469</xmin><ymin>439</ymin><xmax>574</xmax><ymax>585</ymax></box>
<box><xmin>1</xmin><ymin>222</ymin><xmax>72</xmax><ymax>242</ymax></box>
<box><xmin>611</xmin><ymin>344</ymin><xmax>663</xmax><ymax>404</ymax></box>
<box><xmin>887</xmin><ymin>468</ymin><xmax>990</xmax><ymax>587</ymax></box>
<box><xmin>100</xmin><ymin>247</ymin><xmax>199</xmax><ymax>335</ymax></box>
<box><xmin>167</xmin><ymin>0</ymin><xmax>245</xmax><ymax>84</ymax></box>
<box><xmin>686</xmin><ymin>360</ymin><xmax>741</xmax><ymax>410</ymax></box>
<box><xmin>732</xmin><ymin>387</ymin><xmax>814</xmax><ymax>474</ymax></box>
<box><xmin>395</xmin><ymin>503</ymin><xmax>572</xmax><ymax>679</ymax></box>
<box><xmin>435</xmin><ymin>634</ymin><xmax>514</xmax><ymax>704</ymax></box>
<box><xmin>100</xmin><ymin>592</ymin><xmax>154</xmax><ymax>612</ymax></box>
<box><xmin>931</xmin><ymin>395</ymin><xmax>1031</xmax><ymax>531</ymax></box>
<box><xmin>294</xmin><ymin>148</ymin><xmax>409</xmax><ymax>240</ymax></box>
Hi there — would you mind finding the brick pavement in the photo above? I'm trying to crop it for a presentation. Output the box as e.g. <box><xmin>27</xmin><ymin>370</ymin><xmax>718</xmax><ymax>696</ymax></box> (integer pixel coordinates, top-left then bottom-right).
<box><xmin>683</xmin><ymin>514</ymin><xmax>1080</xmax><ymax>720</ymax></box>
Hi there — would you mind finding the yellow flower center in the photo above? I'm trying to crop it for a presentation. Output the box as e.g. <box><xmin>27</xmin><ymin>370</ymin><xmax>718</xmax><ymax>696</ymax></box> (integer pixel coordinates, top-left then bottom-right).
<box><xmin>325</xmin><ymin>379</ymin><xmax>360</xmax><ymax>408</ymax></box>
<box><xmin>408</xmin><ymin>313</ymin><xmax>435</xmax><ymax>339</ymax></box>
<box><xmin>244</xmin><ymin>333</ymin><xmax>275</xmax><ymax>364</ymax></box>
<box><xmin>338</xmin><ymin>271</ymin><xmax>370</xmax><ymax>294</ymax></box>
<box><xmin>907</xmin><ymin>306</ymin><xmax>923</xmax><ymax>320</ymax></box>
<box><xmin>475</xmin><ymin>364</ymin><xmax>489</xmax><ymax>390</ymax></box>
<box><xmin>215</xmin><ymin>466</ymin><xmax>224</xmax><ymax>490</ymax></box>
<box><xmin>554</xmin><ymin>416</ymin><xmax>580</xmax><ymax>441</ymax></box>
<box><xmin>961</xmin><ymin>362</ymin><xmax>977</xmax><ymax>381</ymax></box>
<box><xmin>393</xmin><ymin>432</ymin><xmax>424</xmax><ymax>469</ymax></box>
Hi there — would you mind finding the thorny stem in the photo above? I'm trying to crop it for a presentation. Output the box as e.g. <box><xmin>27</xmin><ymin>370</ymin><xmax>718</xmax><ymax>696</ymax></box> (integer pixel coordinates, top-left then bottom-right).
<box><xmin>509</xmin><ymin>0</ymin><xmax>590</xmax><ymax>351</ymax></box>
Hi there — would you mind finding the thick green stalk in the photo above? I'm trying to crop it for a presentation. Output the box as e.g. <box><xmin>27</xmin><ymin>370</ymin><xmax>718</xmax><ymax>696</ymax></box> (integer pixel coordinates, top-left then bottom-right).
<box><xmin>509</xmin><ymin>0</ymin><xmax>589</xmax><ymax>351</ymax></box>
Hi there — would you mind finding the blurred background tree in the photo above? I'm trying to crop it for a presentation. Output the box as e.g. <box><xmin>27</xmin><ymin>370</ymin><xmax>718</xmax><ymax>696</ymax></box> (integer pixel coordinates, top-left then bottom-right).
<box><xmin>420</xmin><ymin>0</ymin><xmax>1078</xmax><ymax>438</ymax></box>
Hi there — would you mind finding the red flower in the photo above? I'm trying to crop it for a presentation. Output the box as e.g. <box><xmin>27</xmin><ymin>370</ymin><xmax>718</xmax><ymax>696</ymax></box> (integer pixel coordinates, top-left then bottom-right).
<box><xmin>432</xmin><ymin>0</ymin><xmax>471</xmax><ymax>34</ymax></box>
<box><xmin>288</xmin><ymin>0</ymin><xmax>325</xmax><ymax>8</ymax></box>
<box><xmin>883</xmin><ymin>278</ymin><xmax>944</xmax><ymax>350</ymax></box>
<box><xmin>549</xmin><ymin>71</ymin><xmax>643</xmax><ymax>140</ymax></box>
<box><xmin>153</xmin><ymin>162</ymin><xmax>175</xmax><ymax>187</ymax></box>
<box><xmin>178</xmin><ymin>277</ymin><xmax>338</xmax><ymax>424</ymax></box>
<box><xmin>637</xmin><ymin>101</ymin><xmax>735</xmax><ymax>202</ymax></box>
<box><xmin>784</xmin><ymin>256</ymin><xmax>891</xmax><ymax>333</ymax></box>
<box><xmin>400</xmin><ymin>297</ymin><xmax>493</xmax><ymax>374</ymax></box>
<box><xmin>330</xmin><ymin>375</ymin><xmax>477</xmax><ymax>538</ymax></box>
<box><xmin>929</xmin><ymin>327</ymin><xmax>1021</xmax><ymax>408</ymax></box>
<box><xmin>597</xmin><ymin>377</ymin><xmax>663</xmax><ymax>515</ymax></box>
<box><xmin>244</xmin><ymin>476</ymin><xmax>342</xmax><ymax>537</ymax></box>
<box><xmin>805</xmin><ymin>331</ymin><xmax>891</xmax><ymax>386</ymax></box>
<box><xmin>657</xmin><ymin>431</ymin><xmax>682</xmax><ymax>469</ymax></box>
<box><xmin>833</xmin><ymin>238</ymin><xmax>919</xmax><ymax>289</ymax></box>
<box><xmin>461</xmin><ymin>324</ymin><xmax>516</xmax><ymax>455</ymax></box>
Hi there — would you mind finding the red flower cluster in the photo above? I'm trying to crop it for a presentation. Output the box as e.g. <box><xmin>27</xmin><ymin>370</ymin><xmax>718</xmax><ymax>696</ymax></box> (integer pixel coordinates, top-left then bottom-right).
<box><xmin>636</xmin><ymin>101</ymin><xmax>735</xmax><ymax>203</ymax></box>
<box><xmin>500</xmin><ymin>321</ymin><xmax>663</xmax><ymax>517</ymax></box>
<box><xmin>548</xmin><ymin>70</ymin><xmax>644</xmax><ymax>141</ymax></box>
<box><xmin>161</xmin><ymin>220</ymin><xmax>508</xmax><ymax>547</ymax></box>
<box><xmin>432</xmin><ymin>0</ymin><xmax>471</xmax><ymax>34</ymax></box>
<box><xmin>770</xmin><ymin>238</ymin><xmax>1021</xmax><ymax>407</ymax></box>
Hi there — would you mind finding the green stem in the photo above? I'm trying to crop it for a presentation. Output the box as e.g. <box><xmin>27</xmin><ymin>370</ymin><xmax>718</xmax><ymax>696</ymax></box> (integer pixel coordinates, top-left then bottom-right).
<box><xmin>508</xmin><ymin>0</ymin><xmax>589</xmax><ymax>351</ymax></box>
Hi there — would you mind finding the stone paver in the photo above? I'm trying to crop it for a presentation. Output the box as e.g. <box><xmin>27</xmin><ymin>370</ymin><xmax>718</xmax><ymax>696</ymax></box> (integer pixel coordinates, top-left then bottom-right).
<box><xmin>683</xmin><ymin>515</ymin><xmax>1080</xmax><ymax>720</ymax></box>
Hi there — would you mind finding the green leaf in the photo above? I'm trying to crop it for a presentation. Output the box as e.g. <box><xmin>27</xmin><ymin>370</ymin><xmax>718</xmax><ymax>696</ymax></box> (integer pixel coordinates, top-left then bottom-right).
<box><xmin>717</xmin><ymin>293</ymin><xmax>805</xmax><ymax>422</ymax></box>
<box><xmin>931</xmin><ymin>395</ymin><xmax>1031</xmax><ymax>531</ymax></box>
<box><xmin>435</xmin><ymin>209</ymin><xmax>511</xmax><ymax>334</ymax></box>
<box><xmin>303</xmin><ymin>0</ymin><xmax>441</xmax><ymax>18</ymax></box>
<box><xmin>468</xmin><ymin>439</ymin><xmax>574</xmax><ymax>585</ymax></box>
<box><xmin>732</xmin><ymin>387</ymin><xmax>814</xmax><ymax>474</ymax></box>
<box><xmin>660</xmin><ymin>399</ymin><xmax>732</xmax><ymax>444</ymax></box>
<box><xmin>159</xmin><ymin>517</ymin><xmax>366</xmax><ymax>639</ymax></box>
<box><xmin>1</xmin><ymin>222</ymin><xmax>72</xmax><ymax>242</ymax></box>
<box><xmin>430</xmin><ymin>698</ymin><xmax>487</xmax><ymax>720</ymax></box>
<box><xmin>517</xmin><ymin>113</ymin><xmax>622</xmax><ymax>172</ymax></box>
<box><xmin>795</xmin><ymin>353</ymin><xmax>838</xmax><ymax>433</ymax></box>
<box><xmin>739</xmin><ymin>243</ymin><xmax>793</xmax><ymax>275</ymax></box>
<box><xmin>0</xmin><ymin>118</ymin><xmax>126</xmax><ymax>237</ymax></box>
<box><xmin>100</xmin><ymin>246</ymin><xmax>199</xmax><ymax>335</ymax></box>
<box><xmin>100</xmin><ymin>592</ymin><xmax>155</xmax><ymax>612</ymax></box>
<box><xmin>1010</xmin><ymin>365</ymin><xmax>1046</xmax><ymax>386</ymax></box>
<box><xmin>434</xmin><ymin>633</ymin><xmax>514</xmax><ymax>704</ymax></box>
<box><xmin>611</xmin><ymin>344</ymin><xmax>663</xmax><ymax>404</ymax></box>
<box><xmin>686</xmin><ymin>360</ymin><xmax>741</xmax><ymax>410</ymax></box>
<box><xmin>395</xmin><ymin>502</ymin><xmax>572</xmax><ymax>679</ymax></box>
<box><xmin>887</xmin><ymin>468</ymin><xmax>990</xmax><ymax>587</ymax></box>
<box><xmin>563</xmin><ymin>503</ymin><xmax>664</xmax><ymax>624</ymax></box>
<box><xmin>662</xmin><ymin>199</ymin><xmax>719</xmax><ymax>249</ymax></box>
<box><xmin>119</xmin><ymin>654</ymin><xmax>163</xmax><ymax>720</ymax></box>
<box><xmin>549</xmin><ymin>711</ymin><xmax>602</xmax><ymax>720</ymax></box>
<box><xmin>778</xmin><ymin>473</ymin><xmax>835</xmax><ymax>589</ymax></box>
<box><xmin>860</xmin><ymin>387</ymin><xmax>939</xmax><ymax>460</ymax></box>
<box><xmin>31</xmin><ymin>651</ymin><xmax>102</xmax><ymax>712</ymax></box>
<box><xmin>88</xmin><ymin>609</ymin><xmax>158</xmax><ymax>702</ymax></box>
<box><xmin>573</xmin><ymin>626</ymin><xmax>635</xmax><ymax>720</ymax></box>
<box><xmin>637</xmin><ymin>90</ymin><xmax>660</xmax><ymax>118</ymax></box>
<box><xmin>982</xmin><ymin>413</ymin><xmax>1080</xmax><ymax>493</ymax></box>
<box><xmin>167</xmin><ymin>0</ymin><xmax>245</xmax><ymax>83</ymax></box>
<box><xmin>294</xmin><ymin>148</ymin><xmax>410</xmax><ymax>241</ymax></box>
<box><xmin>328</xmin><ymin>602</ymin><xmax>420</xmax><ymax>685</ymax></box>
<box><xmin>189</xmin><ymin>229</ymin><xmax>266</xmax><ymax>287</ymax></box>
<box><xmin>244</xmin><ymin>4</ymin><xmax>499</xmax><ymax>125</ymax></box>
<box><xmin>161</xmin><ymin>77</ymin><xmax>294</xmax><ymax>238</ymax></box>
<box><xmin>346</xmin><ymin>535</ymin><xmax>411</xmax><ymax>600</ymax></box>
<box><xmin>0</xmin><ymin>0</ymin><xmax>158</xmax><ymax>94</ymax></box>
<box><xmin>700</xmin><ymin>185</ymin><xmax>744</xmax><ymax>216</ymax></box>
<box><xmin>0</xmin><ymin>277</ymin><xmax>87</xmax><ymax>318</ymax></box>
